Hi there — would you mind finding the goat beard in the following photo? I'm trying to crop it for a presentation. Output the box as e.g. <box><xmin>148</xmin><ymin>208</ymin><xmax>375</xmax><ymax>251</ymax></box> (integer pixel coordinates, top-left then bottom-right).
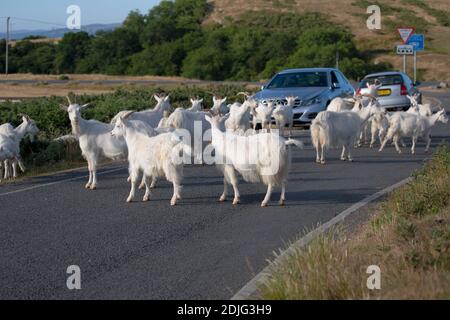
<box><xmin>71</xmin><ymin>120</ymin><xmax>81</xmax><ymax>136</ymax></box>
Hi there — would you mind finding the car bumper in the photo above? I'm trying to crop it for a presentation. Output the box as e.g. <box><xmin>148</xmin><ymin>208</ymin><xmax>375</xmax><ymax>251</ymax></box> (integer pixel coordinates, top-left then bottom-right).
<box><xmin>292</xmin><ymin>103</ymin><xmax>325</xmax><ymax>124</ymax></box>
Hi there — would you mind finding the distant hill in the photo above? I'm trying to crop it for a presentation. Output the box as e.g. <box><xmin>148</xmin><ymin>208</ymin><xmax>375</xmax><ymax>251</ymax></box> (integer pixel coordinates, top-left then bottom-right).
<box><xmin>0</xmin><ymin>23</ymin><xmax>121</xmax><ymax>40</ymax></box>
<box><xmin>205</xmin><ymin>0</ymin><xmax>450</xmax><ymax>81</ymax></box>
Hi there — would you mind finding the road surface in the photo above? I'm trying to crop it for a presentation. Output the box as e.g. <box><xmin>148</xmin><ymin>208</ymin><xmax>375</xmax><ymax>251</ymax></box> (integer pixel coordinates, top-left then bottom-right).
<box><xmin>0</xmin><ymin>91</ymin><xmax>448</xmax><ymax>299</ymax></box>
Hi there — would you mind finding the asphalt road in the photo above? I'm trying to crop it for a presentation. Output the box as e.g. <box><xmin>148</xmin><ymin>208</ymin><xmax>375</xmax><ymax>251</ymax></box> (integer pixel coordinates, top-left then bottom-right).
<box><xmin>0</xmin><ymin>91</ymin><xmax>449</xmax><ymax>299</ymax></box>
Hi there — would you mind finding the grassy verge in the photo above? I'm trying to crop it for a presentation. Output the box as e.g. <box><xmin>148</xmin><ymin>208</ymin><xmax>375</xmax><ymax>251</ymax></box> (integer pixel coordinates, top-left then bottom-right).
<box><xmin>261</xmin><ymin>144</ymin><xmax>450</xmax><ymax>299</ymax></box>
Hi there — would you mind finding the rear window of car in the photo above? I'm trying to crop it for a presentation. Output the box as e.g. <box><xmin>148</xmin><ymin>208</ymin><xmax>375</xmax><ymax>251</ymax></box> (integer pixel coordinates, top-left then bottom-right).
<box><xmin>360</xmin><ymin>75</ymin><xmax>404</xmax><ymax>88</ymax></box>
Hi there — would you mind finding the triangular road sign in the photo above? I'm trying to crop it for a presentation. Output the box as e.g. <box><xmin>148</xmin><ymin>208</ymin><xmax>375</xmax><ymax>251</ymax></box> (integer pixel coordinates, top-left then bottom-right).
<box><xmin>397</xmin><ymin>27</ymin><xmax>415</xmax><ymax>44</ymax></box>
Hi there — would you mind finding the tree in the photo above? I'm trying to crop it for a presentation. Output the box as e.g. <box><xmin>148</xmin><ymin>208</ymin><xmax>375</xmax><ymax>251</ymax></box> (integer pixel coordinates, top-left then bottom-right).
<box><xmin>54</xmin><ymin>32</ymin><xmax>91</xmax><ymax>73</ymax></box>
<box><xmin>182</xmin><ymin>46</ymin><xmax>231</xmax><ymax>80</ymax></box>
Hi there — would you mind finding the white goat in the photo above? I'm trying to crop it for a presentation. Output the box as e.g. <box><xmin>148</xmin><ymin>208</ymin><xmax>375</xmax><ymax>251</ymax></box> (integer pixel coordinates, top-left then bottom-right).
<box><xmin>327</xmin><ymin>97</ymin><xmax>354</xmax><ymax>112</ymax></box>
<box><xmin>205</xmin><ymin>114</ymin><xmax>303</xmax><ymax>207</ymax></box>
<box><xmin>406</xmin><ymin>94</ymin><xmax>432</xmax><ymax>117</ymax></box>
<box><xmin>311</xmin><ymin>103</ymin><xmax>379</xmax><ymax>164</ymax></box>
<box><xmin>163</xmin><ymin>107</ymin><xmax>211</xmax><ymax>163</ymax></box>
<box><xmin>211</xmin><ymin>96</ymin><xmax>229</xmax><ymax>116</ymax></box>
<box><xmin>61</xmin><ymin>96</ymin><xmax>128</xmax><ymax>190</ymax></box>
<box><xmin>369</xmin><ymin>110</ymin><xmax>389</xmax><ymax>148</ymax></box>
<box><xmin>224</xmin><ymin>93</ymin><xmax>256</xmax><ymax>134</ymax></box>
<box><xmin>252</xmin><ymin>101</ymin><xmax>274</xmax><ymax>131</ymax></box>
<box><xmin>273</xmin><ymin>96</ymin><xmax>295</xmax><ymax>137</ymax></box>
<box><xmin>379</xmin><ymin>109</ymin><xmax>448</xmax><ymax>154</ymax></box>
<box><xmin>111</xmin><ymin>94</ymin><xmax>171</xmax><ymax>128</ymax></box>
<box><xmin>0</xmin><ymin>115</ymin><xmax>39</xmax><ymax>179</ymax></box>
<box><xmin>157</xmin><ymin>110</ymin><xmax>171</xmax><ymax>129</ymax></box>
<box><xmin>0</xmin><ymin>139</ymin><xmax>16</xmax><ymax>181</ymax></box>
<box><xmin>187</xmin><ymin>98</ymin><xmax>203</xmax><ymax>112</ymax></box>
<box><xmin>111</xmin><ymin>113</ymin><xmax>189</xmax><ymax>205</ymax></box>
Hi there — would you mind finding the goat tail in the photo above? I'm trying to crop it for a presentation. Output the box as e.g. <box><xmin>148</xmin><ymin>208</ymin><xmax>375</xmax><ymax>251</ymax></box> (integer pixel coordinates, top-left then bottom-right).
<box><xmin>285</xmin><ymin>139</ymin><xmax>304</xmax><ymax>149</ymax></box>
<box><xmin>311</xmin><ymin>112</ymin><xmax>330</xmax><ymax>149</ymax></box>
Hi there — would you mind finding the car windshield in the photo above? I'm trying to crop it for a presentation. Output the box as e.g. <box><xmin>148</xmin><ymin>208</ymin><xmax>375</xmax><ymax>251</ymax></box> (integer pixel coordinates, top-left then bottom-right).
<box><xmin>360</xmin><ymin>75</ymin><xmax>404</xmax><ymax>87</ymax></box>
<box><xmin>267</xmin><ymin>72</ymin><xmax>328</xmax><ymax>89</ymax></box>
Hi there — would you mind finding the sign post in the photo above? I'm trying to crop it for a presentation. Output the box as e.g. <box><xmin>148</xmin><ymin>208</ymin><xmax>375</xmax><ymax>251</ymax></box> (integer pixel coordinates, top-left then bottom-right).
<box><xmin>396</xmin><ymin>27</ymin><xmax>415</xmax><ymax>77</ymax></box>
<box><xmin>407</xmin><ymin>34</ymin><xmax>424</xmax><ymax>84</ymax></box>
<box><xmin>396</xmin><ymin>44</ymin><xmax>414</xmax><ymax>73</ymax></box>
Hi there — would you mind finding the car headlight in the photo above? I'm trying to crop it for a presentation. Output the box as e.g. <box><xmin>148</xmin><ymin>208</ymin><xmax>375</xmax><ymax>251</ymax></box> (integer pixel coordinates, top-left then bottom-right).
<box><xmin>303</xmin><ymin>96</ymin><xmax>322</xmax><ymax>106</ymax></box>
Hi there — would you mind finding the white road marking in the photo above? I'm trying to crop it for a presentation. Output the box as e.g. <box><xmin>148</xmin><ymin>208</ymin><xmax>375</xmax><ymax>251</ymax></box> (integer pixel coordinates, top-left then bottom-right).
<box><xmin>231</xmin><ymin>176</ymin><xmax>412</xmax><ymax>300</ymax></box>
<box><xmin>0</xmin><ymin>167</ymin><xmax>125</xmax><ymax>197</ymax></box>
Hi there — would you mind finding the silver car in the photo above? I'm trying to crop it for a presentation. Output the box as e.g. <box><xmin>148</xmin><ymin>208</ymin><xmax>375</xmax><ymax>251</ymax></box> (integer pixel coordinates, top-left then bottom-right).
<box><xmin>358</xmin><ymin>71</ymin><xmax>421</xmax><ymax>111</ymax></box>
<box><xmin>254</xmin><ymin>68</ymin><xmax>355</xmax><ymax>125</ymax></box>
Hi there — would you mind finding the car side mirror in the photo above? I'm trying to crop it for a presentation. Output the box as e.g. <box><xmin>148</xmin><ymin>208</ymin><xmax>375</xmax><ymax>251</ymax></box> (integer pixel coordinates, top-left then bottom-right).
<box><xmin>333</xmin><ymin>82</ymin><xmax>341</xmax><ymax>89</ymax></box>
<box><xmin>414</xmin><ymin>81</ymin><xmax>421</xmax><ymax>86</ymax></box>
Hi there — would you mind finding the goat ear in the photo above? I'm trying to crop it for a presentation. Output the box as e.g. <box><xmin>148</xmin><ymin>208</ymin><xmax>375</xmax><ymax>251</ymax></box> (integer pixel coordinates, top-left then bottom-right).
<box><xmin>204</xmin><ymin>114</ymin><xmax>212</xmax><ymax>123</ymax></box>
<box><xmin>154</xmin><ymin>94</ymin><xmax>162</xmax><ymax>103</ymax></box>
<box><xmin>164</xmin><ymin>95</ymin><xmax>170</xmax><ymax>102</ymax></box>
<box><xmin>221</xmin><ymin>97</ymin><xmax>227</xmax><ymax>104</ymax></box>
<box><xmin>199</xmin><ymin>98</ymin><xmax>203</xmax><ymax>103</ymax></box>
<box><xmin>190</xmin><ymin>98</ymin><xmax>195</xmax><ymax>104</ymax></box>
<box><xmin>80</xmin><ymin>103</ymin><xmax>90</xmax><ymax>109</ymax></box>
<box><xmin>59</xmin><ymin>104</ymin><xmax>68</xmax><ymax>111</ymax></box>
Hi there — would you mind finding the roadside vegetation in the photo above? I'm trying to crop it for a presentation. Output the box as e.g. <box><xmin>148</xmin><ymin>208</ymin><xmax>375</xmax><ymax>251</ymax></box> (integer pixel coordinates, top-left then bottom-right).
<box><xmin>262</xmin><ymin>144</ymin><xmax>450</xmax><ymax>299</ymax></box>
<box><xmin>0</xmin><ymin>85</ymin><xmax>250</xmax><ymax>179</ymax></box>
<box><xmin>0</xmin><ymin>0</ymin><xmax>389</xmax><ymax>81</ymax></box>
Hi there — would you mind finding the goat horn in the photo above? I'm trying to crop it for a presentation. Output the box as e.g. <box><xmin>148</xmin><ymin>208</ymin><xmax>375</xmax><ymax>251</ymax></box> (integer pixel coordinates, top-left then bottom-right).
<box><xmin>237</xmin><ymin>92</ymin><xmax>251</xmax><ymax>99</ymax></box>
<box><xmin>122</xmin><ymin>111</ymin><xmax>135</xmax><ymax>119</ymax></box>
<box><xmin>66</xmin><ymin>96</ymin><xmax>72</xmax><ymax>105</ymax></box>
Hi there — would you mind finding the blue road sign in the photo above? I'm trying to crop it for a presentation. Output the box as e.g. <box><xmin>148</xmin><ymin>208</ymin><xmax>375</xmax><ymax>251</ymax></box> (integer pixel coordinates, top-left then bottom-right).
<box><xmin>407</xmin><ymin>34</ymin><xmax>425</xmax><ymax>51</ymax></box>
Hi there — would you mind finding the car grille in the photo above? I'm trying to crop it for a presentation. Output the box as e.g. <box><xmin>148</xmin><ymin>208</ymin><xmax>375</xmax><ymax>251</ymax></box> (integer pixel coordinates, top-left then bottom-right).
<box><xmin>261</xmin><ymin>98</ymin><xmax>302</xmax><ymax>107</ymax></box>
<box><xmin>293</xmin><ymin>113</ymin><xmax>303</xmax><ymax>120</ymax></box>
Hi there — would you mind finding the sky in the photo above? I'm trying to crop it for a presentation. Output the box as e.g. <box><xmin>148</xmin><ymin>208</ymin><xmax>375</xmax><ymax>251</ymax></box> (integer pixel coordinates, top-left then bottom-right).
<box><xmin>0</xmin><ymin>0</ymin><xmax>161</xmax><ymax>32</ymax></box>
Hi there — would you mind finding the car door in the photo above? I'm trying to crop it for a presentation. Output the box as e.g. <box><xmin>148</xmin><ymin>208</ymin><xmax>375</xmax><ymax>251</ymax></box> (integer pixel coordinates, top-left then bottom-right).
<box><xmin>330</xmin><ymin>71</ymin><xmax>345</xmax><ymax>98</ymax></box>
<box><xmin>337</xmin><ymin>71</ymin><xmax>355</xmax><ymax>96</ymax></box>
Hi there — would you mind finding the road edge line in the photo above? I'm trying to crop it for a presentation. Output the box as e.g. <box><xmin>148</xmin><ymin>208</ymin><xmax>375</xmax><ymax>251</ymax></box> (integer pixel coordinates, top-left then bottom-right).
<box><xmin>231</xmin><ymin>177</ymin><xmax>412</xmax><ymax>300</ymax></box>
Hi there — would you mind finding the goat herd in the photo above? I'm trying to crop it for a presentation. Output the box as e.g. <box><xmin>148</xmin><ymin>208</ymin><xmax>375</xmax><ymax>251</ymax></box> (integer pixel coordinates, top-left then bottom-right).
<box><xmin>0</xmin><ymin>87</ymin><xmax>448</xmax><ymax>207</ymax></box>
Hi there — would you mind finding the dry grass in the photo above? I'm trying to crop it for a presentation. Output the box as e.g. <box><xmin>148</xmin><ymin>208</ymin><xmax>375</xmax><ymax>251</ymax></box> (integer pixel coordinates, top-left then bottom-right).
<box><xmin>0</xmin><ymin>83</ymin><xmax>115</xmax><ymax>98</ymax></box>
<box><xmin>261</xmin><ymin>144</ymin><xmax>450</xmax><ymax>300</ymax></box>
<box><xmin>0</xmin><ymin>73</ymin><xmax>194</xmax><ymax>82</ymax></box>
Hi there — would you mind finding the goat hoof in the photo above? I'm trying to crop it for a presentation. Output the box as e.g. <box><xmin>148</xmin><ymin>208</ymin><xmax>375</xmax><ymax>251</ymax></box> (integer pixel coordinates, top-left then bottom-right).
<box><xmin>219</xmin><ymin>196</ymin><xmax>226</xmax><ymax>202</ymax></box>
<box><xmin>138</xmin><ymin>184</ymin><xmax>145</xmax><ymax>190</ymax></box>
<box><xmin>90</xmin><ymin>185</ymin><xmax>97</xmax><ymax>190</ymax></box>
<box><xmin>170</xmin><ymin>201</ymin><xmax>177</xmax><ymax>206</ymax></box>
<box><xmin>279</xmin><ymin>200</ymin><xmax>285</xmax><ymax>206</ymax></box>
<box><xmin>232</xmin><ymin>199</ymin><xmax>240</xmax><ymax>205</ymax></box>
<box><xmin>85</xmin><ymin>184</ymin><xmax>91</xmax><ymax>189</ymax></box>
<box><xmin>143</xmin><ymin>196</ymin><xmax>150</xmax><ymax>202</ymax></box>
<box><xmin>320</xmin><ymin>160</ymin><xmax>326</xmax><ymax>165</ymax></box>
<box><xmin>261</xmin><ymin>202</ymin><xmax>268</xmax><ymax>207</ymax></box>
<box><xmin>340</xmin><ymin>157</ymin><xmax>346</xmax><ymax>161</ymax></box>
<box><xmin>126</xmin><ymin>198</ymin><xmax>133</xmax><ymax>203</ymax></box>
<box><xmin>348</xmin><ymin>159</ymin><xmax>353</xmax><ymax>162</ymax></box>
